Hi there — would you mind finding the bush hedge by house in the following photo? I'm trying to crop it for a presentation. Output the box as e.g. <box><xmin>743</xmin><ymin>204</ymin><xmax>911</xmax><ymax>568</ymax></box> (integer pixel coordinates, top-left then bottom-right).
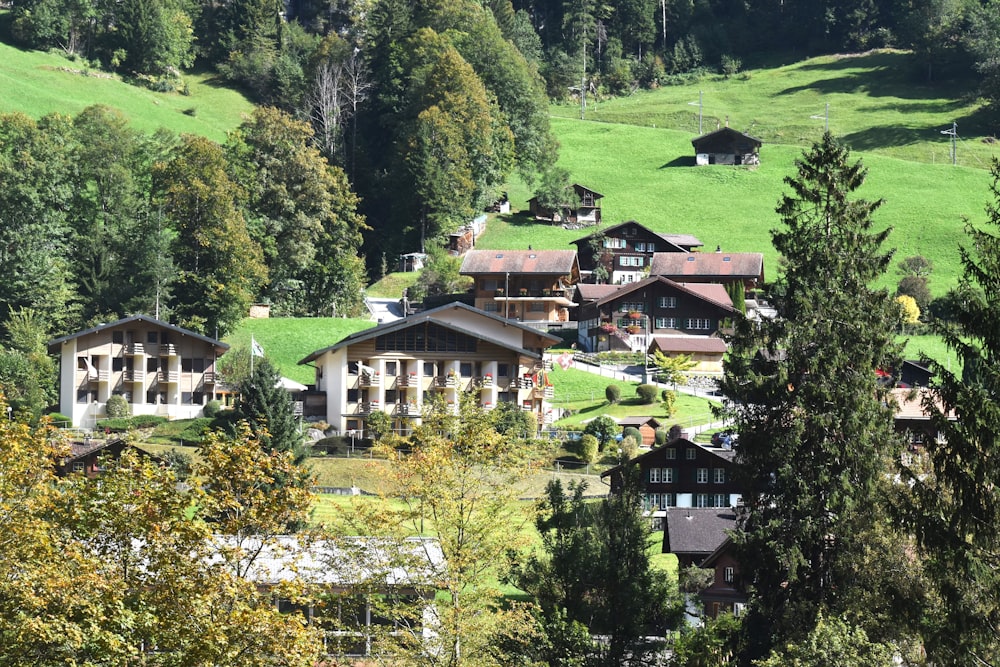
<box><xmin>636</xmin><ymin>384</ymin><xmax>658</xmax><ymax>404</ymax></box>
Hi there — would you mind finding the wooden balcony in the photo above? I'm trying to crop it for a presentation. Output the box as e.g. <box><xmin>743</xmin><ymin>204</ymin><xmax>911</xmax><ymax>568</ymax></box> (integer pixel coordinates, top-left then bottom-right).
<box><xmin>126</xmin><ymin>343</ymin><xmax>145</xmax><ymax>356</ymax></box>
<box><xmin>358</xmin><ymin>373</ymin><xmax>381</xmax><ymax>388</ymax></box>
<box><xmin>157</xmin><ymin>370</ymin><xmax>179</xmax><ymax>383</ymax></box>
<box><xmin>124</xmin><ymin>370</ymin><xmax>145</xmax><ymax>383</ymax></box>
<box><xmin>158</xmin><ymin>343</ymin><xmax>177</xmax><ymax>357</ymax></box>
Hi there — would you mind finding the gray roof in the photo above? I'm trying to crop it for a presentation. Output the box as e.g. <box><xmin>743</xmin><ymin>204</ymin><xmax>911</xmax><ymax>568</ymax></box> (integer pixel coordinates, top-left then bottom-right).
<box><xmin>460</xmin><ymin>249</ymin><xmax>579</xmax><ymax>276</ymax></box>
<box><xmin>664</xmin><ymin>509</ymin><xmax>737</xmax><ymax>556</ymax></box>
<box><xmin>690</xmin><ymin>126</ymin><xmax>763</xmax><ymax>147</ymax></box>
<box><xmin>299</xmin><ymin>301</ymin><xmax>561</xmax><ymax>365</ymax></box>
<box><xmin>650</xmin><ymin>252</ymin><xmax>764</xmax><ymax>281</ymax></box>
<box><xmin>48</xmin><ymin>314</ymin><xmax>229</xmax><ymax>353</ymax></box>
<box><xmin>601</xmin><ymin>439</ymin><xmax>736</xmax><ymax>478</ymax></box>
<box><xmin>576</xmin><ymin>283</ymin><xmax>623</xmax><ymax>302</ymax></box>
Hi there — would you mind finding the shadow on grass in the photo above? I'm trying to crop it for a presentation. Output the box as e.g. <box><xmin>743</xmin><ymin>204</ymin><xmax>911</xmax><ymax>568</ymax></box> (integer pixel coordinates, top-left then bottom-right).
<box><xmin>660</xmin><ymin>155</ymin><xmax>696</xmax><ymax>168</ymax></box>
<box><xmin>497</xmin><ymin>211</ymin><xmax>548</xmax><ymax>227</ymax></box>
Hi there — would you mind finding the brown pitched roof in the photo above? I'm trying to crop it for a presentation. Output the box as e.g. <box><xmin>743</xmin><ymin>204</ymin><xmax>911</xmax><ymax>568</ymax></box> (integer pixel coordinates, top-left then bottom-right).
<box><xmin>459</xmin><ymin>249</ymin><xmax>579</xmax><ymax>275</ymax></box>
<box><xmin>650</xmin><ymin>252</ymin><xmax>764</xmax><ymax>281</ymax></box>
<box><xmin>576</xmin><ymin>283</ymin><xmax>623</xmax><ymax>302</ymax></box>
<box><xmin>664</xmin><ymin>508</ymin><xmax>737</xmax><ymax>556</ymax></box>
<box><xmin>617</xmin><ymin>416</ymin><xmax>663</xmax><ymax>428</ymax></box>
<box><xmin>649</xmin><ymin>335</ymin><xmax>728</xmax><ymax>354</ymax></box>
<box><xmin>594</xmin><ymin>276</ymin><xmax>735</xmax><ymax>312</ymax></box>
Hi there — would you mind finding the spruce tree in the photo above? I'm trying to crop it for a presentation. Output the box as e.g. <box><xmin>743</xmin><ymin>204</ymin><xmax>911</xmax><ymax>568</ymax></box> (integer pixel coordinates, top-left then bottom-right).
<box><xmin>232</xmin><ymin>358</ymin><xmax>307</xmax><ymax>465</ymax></box>
<box><xmin>900</xmin><ymin>158</ymin><xmax>1000</xmax><ymax>665</ymax></box>
<box><xmin>718</xmin><ymin>133</ymin><xmax>905</xmax><ymax>659</ymax></box>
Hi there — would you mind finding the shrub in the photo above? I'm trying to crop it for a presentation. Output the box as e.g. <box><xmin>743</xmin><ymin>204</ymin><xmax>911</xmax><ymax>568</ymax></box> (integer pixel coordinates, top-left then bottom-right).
<box><xmin>623</xmin><ymin>426</ymin><xmax>642</xmax><ymax>445</ymax></box>
<box><xmin>654</xmin><ymin>428</ymin><xmax>668</xmax><ymax>446</ymax></box>
<box><xmin>606</xmin><ymin>384</ymin><xmax>621</xmax><ymax>404</ymax></box>
<box><xmin>132</xmin><ymin>415</ymin><xmax>168</xmax><ymax>429</ymax></box>
<box><xmin>160</xmin><ymin>448</ymin><xmax>193</xmax><ymax>481</ymax></box>
<box><xmin>662</xmin><ymin>389</ymin><xmax>677</xmax><ymax>415</ymax></box>
<box><xmin>580</xmin><ymin>434</ymin><xmax>599</xmax><ymax>463</ymax></box>
<box><xmin>620</xmin><ymin>435</ymin><xmax>639</xmax><ymax>461</ymax></box>
<box><xmin>176</xmin><ymin>418</ymin><xmax>214</xmax><ymax>444</ymax></box>
<box><xmin>203</xmin><ymin>400</ymin><xmax>223</xmax><ymax>418</ymax></box>
<box><xmin>46</xmin><ymin>412</ymin><xmax>73</xmax><ymax>427</ymax></box>
<box><xmin>668</xmin><ymin>423</ymin><xmax>684</xmax><ymax>441</ymax></box>
<box><xmin>636</xmin><ymin>384</ymin><xmax>658</xmax><ymax>404</ymax></box>
<box><xmin>96</xmin><ymin>418</ymin><xmax>134</xmax><ymax>432</ymax></box>
<box><xmin>312</xmin><ymin>436</ymin><xmax>348</xmax><ymax>455</ymax></box>
<box><xmin>584</xmin><ymin>415</ymin><xmax>620</xmax><ymax>451</ymax></box>
<box><xmin>105</xmin><ymin>394</ymin><xmax>130</xmax><ymax>419</ymax></box>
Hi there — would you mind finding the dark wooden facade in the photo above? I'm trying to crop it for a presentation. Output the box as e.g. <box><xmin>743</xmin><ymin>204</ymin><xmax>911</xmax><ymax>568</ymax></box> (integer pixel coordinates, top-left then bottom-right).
<box><xmin>691</xmin><ymin>127</ymin><xmax>762</xmax><ymax>166</ymax></box>
<box><xmin>570</xmin><ymin>220</ymin><xmax>702</xmax><ymax>284</ymax></box>
<box><xmin>576</xmin><ymin>276</ymin><xmax>734</xmax><ymax>355</ymax></box>
<box><xmin>528</xmin><ymin>184</ymin><xmax>603</xmax><ymax>224</ymax></box>
<box><xmin>699</xmin><ymin>538</ymin><xmax>748</xmax><ymax>619</ymax></box>
<box><xmin>601</xmin><ymin>438</ymin><xmax>741</xmax><ymax>510</ymax></box>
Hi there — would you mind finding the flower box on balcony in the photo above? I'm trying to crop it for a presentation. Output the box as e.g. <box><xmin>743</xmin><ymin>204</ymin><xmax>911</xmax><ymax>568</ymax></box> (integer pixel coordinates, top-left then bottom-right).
<box><xmin>519</xmin><ymin>288</ymin><xmax>528</xmax><ymax>296</ymax></box>
<box><xmin>628</xmin><ymin>311</ymin><xmax>641</xmax><ymax>319</ymax></box>
<box><xmin>495</xmin><ymin>288</ymin><xmax>505</xmax><ymax>297</ymax></box>
<box><xmin>600</xmin><ymin>323</ymin><xmax>618</xmax><ymax>334</ymax></box>
<box><xmin>627</xmin><ymin>325</ymin><xmax>642</xmax><ymax>334</ymax></box>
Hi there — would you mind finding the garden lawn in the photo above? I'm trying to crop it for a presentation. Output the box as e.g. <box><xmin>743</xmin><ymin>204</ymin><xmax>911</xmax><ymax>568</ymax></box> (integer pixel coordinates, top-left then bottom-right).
<box><xmin>549</xmin><ymin>365</ymin><xmax>719</xmax><ymax>429</ymax></box>
<box><xmin>225</xmin><ymin>317</ymin><xmax>375</xmax><ymax>385</ymax></box>
<box><xmin>0</xmin><ymin>30</ymin><xmax>253</xmax><ymax>142</ymax></box>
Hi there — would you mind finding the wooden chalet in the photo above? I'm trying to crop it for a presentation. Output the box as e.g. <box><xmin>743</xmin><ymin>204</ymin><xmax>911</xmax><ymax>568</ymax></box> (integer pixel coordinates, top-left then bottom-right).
<box><xmin>570</xmin><ymin>220</ymin><xmax>703</xmax><ymax>284</ymax></box>
<box><xmin>691</xmin><ymin>127</ymin><xmax>762</xmax><ymax>166</ymax></box>
<box><xmin>698</xmin><ymin>537</ymin><xmax>748</xmax><ymax>619</ymax></box>
<box><xmin>576</xmin><ymin>276</ymin><xmax>734</xmax><ymax>357</ymax></box>
<box><xmin>460</xmin><ymin>249</ymin><xmax>580</xmax><ymax>323</ymax></box>
<box><xmin>649</xmin><ymin>251</ymin><xmax>765</xmax><ymax>292</ymax></box>
<box><xmin>528</xmin><ymin>184</ymin><xmax>603</xmax><ymax>225</ymax></box>
<box><xmin>662</xmin><ymin>507</ymin><xmax>737</xmax><ymax>567</ymax></box>
<box><xmin>55</xmin><ymin>437</ymin><xmax>163</xmax><ymax>477</ymax></box>
<box><xmin>617</xmin><ymin>416</ymin><xmax>664</xmax><ymax>447</ymax></box>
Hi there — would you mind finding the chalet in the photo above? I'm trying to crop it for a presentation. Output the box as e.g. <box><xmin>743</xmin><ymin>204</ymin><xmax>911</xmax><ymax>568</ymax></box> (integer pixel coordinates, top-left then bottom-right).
<box><xmin>54</xmin><ymin>437</ymin><xmax>163</xmax><ymax>477</ymax></box>
<box><xmin>617</xmin><ymin>416</ymin><xmax>664</xmax><ymax>447</ymax></box>
<box><xmin>528</xmin><ymin>184</ymin><xmax>603</xmax><ymax>225</ymax></box>
<box><xmin>649</xmin><ymin>251</ymin><xmax>765</xmax><ymax>293</ymax></box>
<box><xmin>648</xmin><ymin>335</ymin><xmax>729</xmax><ymax>375</ymax></box>
<box><xmin>570</xmin><ymin>220</ymin><xmax>703</xmax><ymax>284</ymax></box>
<box><xmin>299</xmin><ymin>302</ymin><xmax>561</xmax><ymax>437</ymax></box>
<box><xmin>48</xmin><ymin>315</ymin><xmax>229</xmax><ymax>428</ymax></box>
<box><xmin>691</xmin><ymin>127</ymin><xmax>762</xmax><ymax>166</ymax></box>
<box><xmin>662</xmin><ymin>508</ymin><xmax>736</xmax><ymax>567</ymax></box>
<box><xmin>699</xmin><ymin>537</ymin><xmax>748</xmax><ymax>619</ymax></box>
<box><xmin>460</xmin><ymin>249</ymin><xmax>579</xmax><ymax>324</ymax></box>
<box><xmin>576</xmin><ymin>276</ymin><xmax>735</xmax><ymax>355</ymax></box>
<box><xmin>601</xmin><ymin>438</ymin><xmax>742</xmax><ymax>518</ymax></box>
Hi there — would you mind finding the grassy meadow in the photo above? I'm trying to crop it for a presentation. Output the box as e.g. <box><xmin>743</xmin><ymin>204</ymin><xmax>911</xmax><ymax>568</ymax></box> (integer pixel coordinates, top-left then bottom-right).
<box><xmin>0</xmin><ymin>15</ymin><xmax>253</xmax><ymax>142</ymax></box>
<box><xmin>481</xmin><ymin>50</ymin><xmax>1000</xmax><ymax>300</ymax></box>
<box><xmin>225</xmin><ymin>317</ymin><xmax>374</xmax><ymax>385</ymax></box>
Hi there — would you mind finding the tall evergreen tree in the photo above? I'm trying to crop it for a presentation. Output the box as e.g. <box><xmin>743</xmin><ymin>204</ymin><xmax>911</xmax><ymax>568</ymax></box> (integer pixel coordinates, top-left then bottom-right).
<box><xmin>718</xmin><ymin>133</ymin><xmax>906</xmax><ymax>660</ymax></box>
<box><xmin>231</xmin><ymin>357</ymin><xmax>306</xmax><ymax>464</ymax></box>
<box><xmin>899</xmin><ymin>158</ymin><xmax>1000</xmax><ymax>665</ymax></box>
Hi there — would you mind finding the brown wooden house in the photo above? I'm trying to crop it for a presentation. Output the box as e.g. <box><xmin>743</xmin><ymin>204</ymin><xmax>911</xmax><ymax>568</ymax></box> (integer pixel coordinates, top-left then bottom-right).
<box><xmin>691</xmin><ymin>127</ymin><xmax>762</xmax><ymax>166</ymax></box>
<box><xmin>460</xmin><ymin>249</ymin><xmax>580</xmax><ymax>323</ymax></box>
<box><xmin>576</xmin><ymin>276</ymin><xmax>734</xmax><ymax>357</ymax></box>
<box><xmin>662</xmin><ymin>507</ymin><xmax>737</xmax><ymax>567</ymax></box>
<box><xmin>699</xmin><ymin>537</ymin><xmax>748</xmax><ymax>619</ymax></box>
<box><xmin>528</xmin><ymin>184</ymin><xmax>603</xmax><ymax>225</ymax></box>
<box><xmin>55</xmin><ymin>437</ymin><xmax>164</xmax><ymax>477</ymax></box>
<box><xmin>570</xmin><ymin>220</ymin><xmax>703</xmax><ymax>285</ymax></box>
<box><xmin>649</xmin><ymin>251</ymin><xmax>765</xmax><ymax>292</ymax></box>
<box><xmin>601</xmin><ymin>438</ymin><xmax>742</xmax><ymax>513</ymax></box>
<box><xmin>617</xmin><ymin>416</ymin><xmax>663</xmax><ymax>446</ymax></box>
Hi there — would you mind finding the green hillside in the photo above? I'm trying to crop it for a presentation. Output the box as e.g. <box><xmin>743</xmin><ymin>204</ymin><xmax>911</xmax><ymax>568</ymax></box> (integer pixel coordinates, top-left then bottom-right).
<box><xmin>0</xmin><ymin>32</ymin><xmax>253</xmax><ymax>142</ymax></box>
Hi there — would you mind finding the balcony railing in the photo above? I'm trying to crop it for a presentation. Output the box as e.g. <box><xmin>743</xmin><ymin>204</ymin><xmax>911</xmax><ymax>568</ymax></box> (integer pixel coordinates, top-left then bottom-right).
<box><xmin>158</xmin><ymin>343</ymin><xmax>177</xmax><ymax>357</ymax></box>
<box><xmin>203</xmin><ymin>371</ymin><xmax>216</xmax><ymax>384</ymax></box>
<box><xmin>493</xmin><ymin>288</ymin><xmax>568</xmax><ymax>299</ymax></box>
<box><xmin>157</xmin><ymin>370</ymin><xmax>179</xmax><ymax>383</ymax></box>
<box><xmin>358</xmin><ymin>373</ymin><xmax>381</xmax><ymax>388</ymax></box>
<box><xmin>126</xmin><ymin>343</ymin><xmax>145</xmax><ymax>356</ymax></box>
<box><xmin>124</xmin><ymin>370</ymin><xmax>144</xmax><ymax>383</ymax></box>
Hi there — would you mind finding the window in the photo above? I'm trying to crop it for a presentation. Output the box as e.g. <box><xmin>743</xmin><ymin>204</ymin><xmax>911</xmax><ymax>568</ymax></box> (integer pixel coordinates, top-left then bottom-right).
<box><xmin>529</xmin><ymin>302</ymin><xmax>546</xmax><ymax>312</ymax></box>
<box><xmin>423</xmin><ymin>362</ymin><xmax>435</xmax><ymax>376</ymax></box>
<box><xmin>604</xmin><ymin>237</ymin><xmax>626</xmax><ymax>249</ymax></box>
<box><xmin>714</xmin><ymin>494</ymin><xmax>728</xmax><ymax>507</ymax></box>
<box><xmin>649</xmin><ymin>468</ymin><xmax>661</xmax><ymax>483</ymax></box>
<box><xmin>618</xmin><ymin>256</ymin><xmax>643</xmax><ymax>267</ymax></box>
<box><xmin>619</xmin><ymin>302</ymin><xmax>644</xmax><ymax>313</ymax></box>
<box><xmin>658</xmin><ymin>296</ymin><xmax>677</xmax><ymax>309</ymax></box>
<box><xmin>147</xmin><ymin>358</ymin><xmax>159</xmax><ymax>373</ymax></box>
<box><xmin>686</xmin><ymin>318</ymin><xmax>712</xmax><ymax>331</ymax></box>
<box><xmin>73</xmin><ymin>462</ymin><xmax>85</xmax><ymax>473</ymax></box>
<box><xmin>460</xmin><ymin>363</ymin><xmax>473</xmax><ymax>377</ymax></box>
<box><xmin>384</xmin><ymin>390</ymin><xmax>398</xmax><ymax>404</ymax></box>
<box><xmin>112</xmin><ymin>357</ymin><xmax>124</xmax><ymax>372</ymax></box>
<box><xmin>346</xmin><ymin>419</ymin><xmax>359</xmax><ymax>431</ymax></box>
<box><xmin>76</xmin><ymin>389</ymin><xmax>94</xmax><ymax>403</ymax></box>
<box><xmin>644</xmin><ymin>493</ymin><xmax>659</xmax><ymax>510</ymax></box>
<box><xmin>724</xmin><ymin>566</ymin><xmax>735</xmax><ymax>583</ymax></box>
<box><xmin>697</xmin><ymin>468</ymin><xmax>709</xmax><ymax>483</ymax></box>
<box><xmin>665</xmin><ymin>447</ymin><xmax>676</xmax><ymax>460</ymax></box>
<box><xmin>733</xmin><ymin>602</ymin><xmax>746</xmax><ymax>617</ymax></box>
<box><xmin>655</xmin><ymin>317</ymin><xmax>678</xmax><ymax>329</ymax></box>
<box><xmin>193</xmin><ymin>358</ymin><xmax>205</xmax><ymax>373</ymax></box>
<box><xmin>661</xmin><ymin>493</ymin><xmax>676</xmax><ymax>507</ymax></box>
<box><xmin>714</xmin><ymin>468</ymin><xmax>726</xmax><ymax>483</ymax></box>
<box><xmin>385</xmin><ymin>361</ymin><xmax>397</xmax><ymax>376</ymax></box>
<box><xmin>182</xmin><ymin>392</ymin><xmax>193</xmax><ymax>404</ymax></box>
<box><xmin>635</xmin><ymin>242</ymin><xmax>646</xmax><ymax>252</ymax></box>
<box><xmin>182</xmin><ymin>358</ymin><xmax>193</xmax><ymax>372</ymax></box>
<box><xmin>497</xmin><ymin>363</ymin><xmax>509</xmax><ymax>377</ymax></box>
<box><xmin>696</xmin><ymin>493</ymin><xmax>709</xmax><ymax>508</ymax></box>
<box><xmin>112</xmin><ymin>331</ymin><xmax>124</xmax><ymax>344</ymax></box>
<box><xmin>686</xmin><ymin>448</ymin><xmax>697</xmax><ymax>460</ymax></box>
<box><xmin>347</xmin><ymin>389</ymin><xmax>359</xmax><ymax>403</ymax></box>
<box><xmin>484</xmin><ymin>302</ymin><xmax>499</xmax><ymax>313</ymax></box>
<box><xmin>482</xmin><ymin>279</ymin><xmax>499</xmax><ymax>291</ymax></box>
<box><xmin>147</xmin><ymin>331</ymin><xmax>158</xmax><ymax>343</ymax></box>
<box><xmin>663</xmin><ymin>468</ymin><xmax>675</xmax><ymax>483</ymax></box>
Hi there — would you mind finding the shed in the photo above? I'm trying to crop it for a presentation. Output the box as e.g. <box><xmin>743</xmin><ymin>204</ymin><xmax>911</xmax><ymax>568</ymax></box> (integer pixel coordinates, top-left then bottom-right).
<box><xmin>617</xmin><ymin>416</ymin><xmax>663</xmax><ymax>446</ymax></box>
<box><xmin>691</xmin><ymin>127</ymin><xmax>762</xmax><ymax>166</ymax></box>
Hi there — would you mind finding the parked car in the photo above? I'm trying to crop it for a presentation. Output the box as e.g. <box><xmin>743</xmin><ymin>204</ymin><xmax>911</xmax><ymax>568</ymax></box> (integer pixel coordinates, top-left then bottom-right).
<box><xmin>711</xmin><ymin>430</ymin><xmax>737</xmax><ymax>448</ymax></box>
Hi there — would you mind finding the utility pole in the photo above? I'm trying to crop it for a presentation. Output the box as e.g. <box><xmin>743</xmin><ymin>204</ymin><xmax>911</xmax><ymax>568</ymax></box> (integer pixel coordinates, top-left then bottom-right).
<box><xmin>940</xmin><ymin>121</ymin><xmax>957</xmax><ymax>165</ymax></box>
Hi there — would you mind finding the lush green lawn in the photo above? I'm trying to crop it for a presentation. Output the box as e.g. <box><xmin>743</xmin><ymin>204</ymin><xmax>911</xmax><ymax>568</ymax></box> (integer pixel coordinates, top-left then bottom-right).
<box><xmin>0</xmin><ymin>33</ymin><xmax>253</xmax><ymax>142</ymax></box>
<box><xmin>551</xmin><ymin>50</ymin><xmax>997</xmax><ymax>168</ymax></box>
<box><xmin>366</xmin><ymin>272</ymin><xmax>420</xmax><ymax>298</ymax></box>
<box><xmin>225</xmin><ymin>317</ymin><xmax>375</xmax><ymax>385</ymax></box>
<box><xmin>550</xmin><ymin>365</ymin><xmax>719</xmax><ymax>429</ymax></box>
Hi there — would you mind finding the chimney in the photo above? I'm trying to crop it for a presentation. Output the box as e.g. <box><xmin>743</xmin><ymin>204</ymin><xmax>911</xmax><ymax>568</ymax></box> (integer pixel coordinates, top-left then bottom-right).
<box><xmin>725</xmin><ymin>115</ymin><xmax>729</xmax><ymax>127</ymax></box>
